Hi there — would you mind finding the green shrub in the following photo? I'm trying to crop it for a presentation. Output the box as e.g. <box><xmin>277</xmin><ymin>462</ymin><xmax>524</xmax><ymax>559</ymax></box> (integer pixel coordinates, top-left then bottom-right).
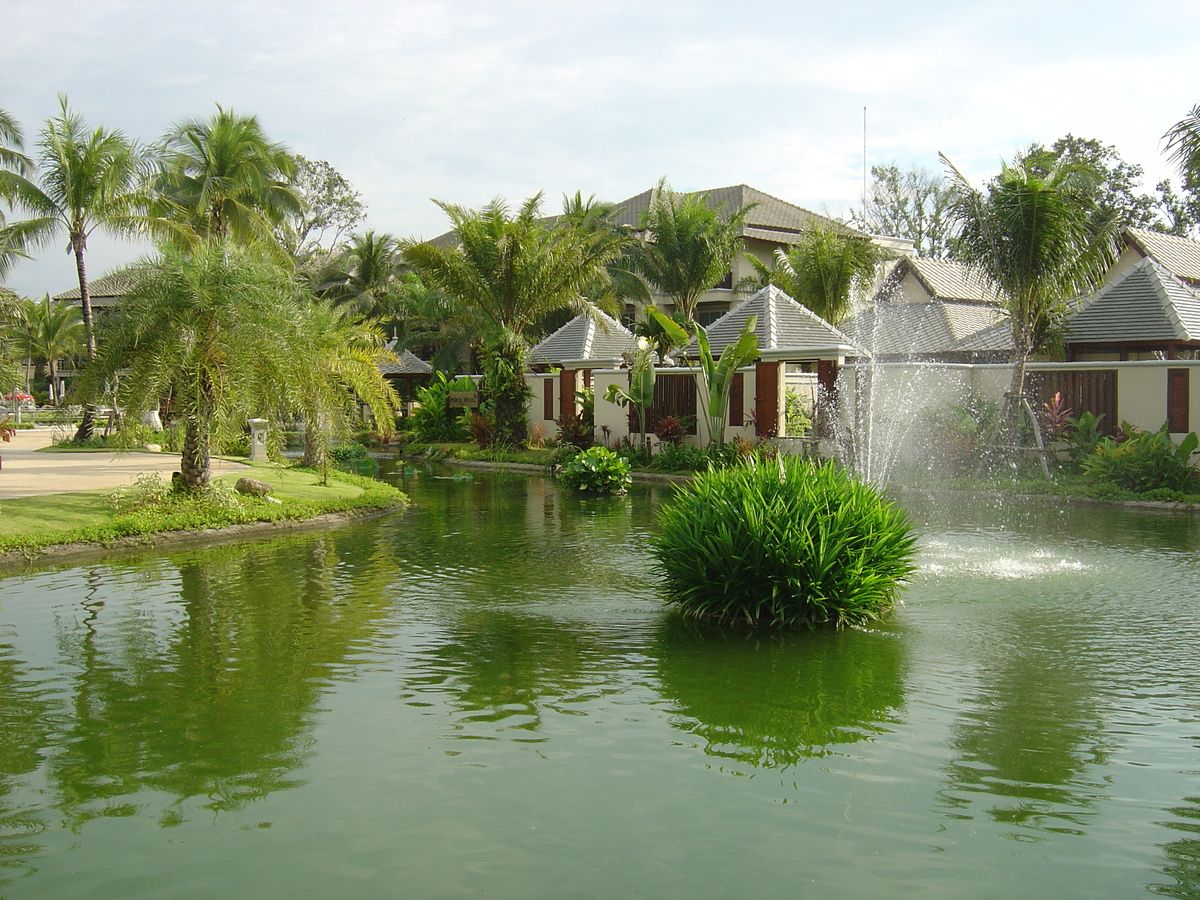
<box><xmin>411</xmin><ymin>372</ymin><xmax>474</xmax><ymax>442</ymax></box>
<box><xmin>650</xmin><ymin>442</ymin><xmax>710</xmax><ymax>472</ymax></box>
<box><xmin>651</xmin><ymin>457</ymin><xmax>918</xmax><ymax>629</ymax></box>
<box><xmin>1064</xmin><ymin>411</ymin><xmax>1107</xmax><ymax>465</ymax></box>
<box><xmin>1081</xmin><ymin>421</ymin><xmax>1199</xmax><ymax>494</ymax></box>
<box><xmin>783</xmin><ymin>389</ymin><xmax>812</xmax><ymax>438</ymax></box>
<box><xmin>329</xmin><ymin>442</ymin><xmax>368</xmax><ymax>461</ymax></box>
<box><xmin>557</xmin><ymin>446</ymin><xmax>632</xmax><ymax>494</ymax></box>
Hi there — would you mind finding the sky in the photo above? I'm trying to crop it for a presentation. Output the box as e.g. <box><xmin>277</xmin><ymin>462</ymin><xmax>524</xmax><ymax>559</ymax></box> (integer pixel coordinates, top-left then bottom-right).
<box><xmin>4</xmin><ymin>0</ymin><xmax>1200</xmax><ymax>298</ymax></box>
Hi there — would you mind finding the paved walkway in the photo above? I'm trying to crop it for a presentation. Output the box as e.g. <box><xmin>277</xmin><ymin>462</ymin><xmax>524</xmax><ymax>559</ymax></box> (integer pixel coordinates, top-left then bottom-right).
<box><xmin>0</xmin><ymin>428</ymin><xmax>248</xmax><ymax>499</ymax></box>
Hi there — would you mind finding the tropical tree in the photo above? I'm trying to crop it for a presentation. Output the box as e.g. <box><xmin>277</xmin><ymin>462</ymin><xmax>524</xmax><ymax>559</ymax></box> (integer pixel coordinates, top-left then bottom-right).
<box><xmin>402</xmin><ymin>192</ymin><xmax>624</xmax><ymax>445</ymax></box>
<box><xmin>743</xmin><ymin>223</ymin><xmax>891</xmax><ymax>324</ymax></box>
<box><xmin>1021</xmin><ymin>135</ymin><xmax>1159</xmax><ymax>232</ymax></box>
<box><xmin>650</xmin><ymin>309</ymin><xmax>760</xmax><ymax>447</ymax></box>
<box><xmin>1163</xmin><ymin>105</ymin><xmax>1200</xmax><ymax>188</ymax></box>
<box><xmin>8</xmin><ymin>295</ymin><xmax>83</xmax><ymax>402</ymax></box>
<box><xmin>0</xmin><ymin>108</ymin><xmax>37</xmax><ymax>279</ymax></box>
<box><xmin>280</xmin><ymin>155</ymin><xmax>366</xmax><ymax>261</ymax></box>
<box><xmin>943</xmin><ymin>150</ymin><xmax>1120</xmax><ymax>440</ymax></box>
<box><xmin>151</xmin><ymin>106</ymin><xmax>300</xmax><ymax>253</ymax></box>
<box><xmin>635</xmin><ymin>179</ymin><xmax>753</xmax><ymax>323</ymax></box>
<box><xmin>851</xmin><ymin>163</ymin><xmax>958</xmax><ymax>258</ymax></box>
<box><xmin>0</xmin><ymin>96</ymin><xmax>147</xmax><ymax>437</ymax></box>
<box><xmin>78</xmin><ymin>241</ymin><xmax>395</xmax><ymax>490</ymax></box>
<box><xmin>316</xmin><ymin>230</ymin><xmax>405</xmax><ymax>321</ymax></box>
<box><xmin>297</xmin><ymin>299</ymin><xmax>401</xmax><ymax>476</ymax></box>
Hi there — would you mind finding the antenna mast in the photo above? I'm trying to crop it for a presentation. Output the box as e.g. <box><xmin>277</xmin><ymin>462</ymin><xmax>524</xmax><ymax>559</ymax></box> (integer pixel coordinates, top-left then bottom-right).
<box><xmin>862</xmin><ymin>106</ymin><xmax>868</xmax><ymax>218</ymax></box>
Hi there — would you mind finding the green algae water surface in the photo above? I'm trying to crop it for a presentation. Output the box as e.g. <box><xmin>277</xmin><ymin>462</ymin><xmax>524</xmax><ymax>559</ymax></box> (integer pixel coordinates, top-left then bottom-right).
<box><xmin>0</xmin><ymin>468</ymin><xmax>1199</xmax><ymax>899</ymax></box>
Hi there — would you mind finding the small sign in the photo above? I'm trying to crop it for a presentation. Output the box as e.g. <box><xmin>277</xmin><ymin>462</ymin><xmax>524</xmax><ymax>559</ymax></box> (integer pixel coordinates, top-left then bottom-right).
<box><xmin>447</xmin><ymin>391</ymin><xmax>481</xmax><ymax>409</ymax></box>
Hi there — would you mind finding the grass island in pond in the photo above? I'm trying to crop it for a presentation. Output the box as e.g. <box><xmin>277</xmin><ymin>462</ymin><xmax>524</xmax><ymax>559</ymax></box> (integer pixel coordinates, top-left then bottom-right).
<box><xmin>652</xmin><ymin>456</ymin><xmax>919</xmax><ymax>628</ymax></box>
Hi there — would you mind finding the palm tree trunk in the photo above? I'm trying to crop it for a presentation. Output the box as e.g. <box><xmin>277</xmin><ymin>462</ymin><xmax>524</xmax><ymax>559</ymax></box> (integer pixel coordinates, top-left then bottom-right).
<box><xmin>179</xmin><ymin>415</ymin><xmax>211</xmax><ymax>490</ymax></box>
<box><xmin>72</xmin><ymin>240</ymin><xmax>98</xmax><ymax>441</ymax></box>
<box><xmin>178</xmin><ymin>373</ymin><xmax>215</xmax><ymax>490</ymax></box>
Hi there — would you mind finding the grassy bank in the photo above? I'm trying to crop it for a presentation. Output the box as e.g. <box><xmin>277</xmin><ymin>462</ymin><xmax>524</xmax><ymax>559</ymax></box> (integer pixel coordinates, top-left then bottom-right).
<box><xmin>0</xmin><ymin>462</ymin><xmax>407</xmax><ymax>559</ymax></box>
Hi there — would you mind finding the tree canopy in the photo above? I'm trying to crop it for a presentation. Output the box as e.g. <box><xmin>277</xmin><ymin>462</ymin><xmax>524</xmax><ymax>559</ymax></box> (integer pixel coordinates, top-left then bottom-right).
<box><xmin>151</xmin><ymin>106</ymin><xmax>301</xmax><ymax>252</ymax></box>
<box><xmin>851</xmin><ymin>164</ymin><xmax>957</xmax><ymax>258</ymax></box>
<box><xmin>403</xmin><ymin>192</ymin><xmax>624</xmax><ymax>444</ymax></box>
<box><xmin>944</xmin><ymin>150</ymin><xmax>1119</xmax><ymax>436</ymax></box>
<box><xmin>634</xmin><ymin>179</ymin><xmax>752</xmax><ymax>322</ymax></box>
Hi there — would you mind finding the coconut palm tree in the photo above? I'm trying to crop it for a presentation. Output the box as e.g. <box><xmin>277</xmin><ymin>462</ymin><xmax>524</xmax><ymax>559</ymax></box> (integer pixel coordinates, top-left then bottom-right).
<box><xmin>0</xmin><ymin>97</ymin><xmax>148</xmax><ymax>438</ymax></box>
<box><xmin>402</xmin><ymin>192</ymin><xmax>623</xmax><ymax>444</ymax></box>
<box><xmin>943</xmin><ymin>151</ymin><xmax>1119</xmax><ymax>440</ymax></box>
<box><xmin>742</xmin><ymin>223</ymin><xmax>891</xmax><ymax>324</ymax></box>
<box><xmin>1164</xmin><ymin>105</ymin><xmax>1200</xmax><ymax>186</ymax></box>
<box><xmin>151</xmin><ymin>106</ymin><xmax>300</xmax><ymax>254</ymax></box>
<box><xmin>9</xmin><ymin>295</ymin><xmax>84</xmax><ymax>402</ymax></box>
<box><xmin>79</xmin><ymin>241</ymin><xmax>396</xmax><ymax>490</ymax></box>
<box><xmin>317</xmin><ymin>230</ymin><xmax>405</xmax><ymax>321</ymax></box>
<box><xmin>635</xmin><ymin>179</ymin><xmax>753</xmax><ymax>323</ymax></box>
<box><xmin>0</xmin><ymin>108</ymin><xmax>36</xmax><ymax>279</ymax></box>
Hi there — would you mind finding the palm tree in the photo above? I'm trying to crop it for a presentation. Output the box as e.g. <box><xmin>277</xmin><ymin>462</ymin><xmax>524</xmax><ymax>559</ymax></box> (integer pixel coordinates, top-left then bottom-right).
<box><xmin>9</xmin><ymin>295</ymin><xmax>84</xmax><ymax>402</ymax></box>
<box><xmin>152</xmin><ymin>106</ymin><xmax>300</xmax><ymax>253</ymax></box>
<box><xmin>317</xmin><ymin>230</ymin><xmax>405</xmax><ymax>321</ymax></box>
<box><xmin>403</xmin><ymin>192</ymin><xmax>623</xmax><ymax>444</ymax></box>
<box><xmin>943</xmin><ymin>151</ymin><xmax>1119</xmax><ymax>439</ymax></box>
<box><xmin>0</xmin><ymin>96</ymin><xmax>147</xmax><ymax>438</ymax></box>
<box><xmin>0</xmin><ymin>108</ymin><xmax>36</xmax><ymax>279</ymax></box>
<box><xmin>1163</xmin><ymin>105</ymin><xmax>1200</xmax><ymax>186</ymax></box>
<box><xmin>299</xmin><ymin>299</ymin><xmax>401</xmax><ymax>476</ymax></box>
<box><xmin>742</xmin><ymin>223</ymin><xmax>890</xmax><ymax>324</ymax></box>
<box><xmin>635</xmin><ymin>179</ymin><xmax>753</xmax><ymax>323</ymax></box>
<box><xmin>78</xmin><ymin>241</ymin><xmax>395</xmax><ymax>490</ymax></box>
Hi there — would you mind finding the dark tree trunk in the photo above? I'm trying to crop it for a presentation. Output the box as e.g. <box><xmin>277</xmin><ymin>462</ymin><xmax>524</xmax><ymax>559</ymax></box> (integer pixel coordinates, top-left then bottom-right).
<box><xmin>72</xmin><ymin>239</ymin><xmax>98</xmax><ymax>442</ymax></box>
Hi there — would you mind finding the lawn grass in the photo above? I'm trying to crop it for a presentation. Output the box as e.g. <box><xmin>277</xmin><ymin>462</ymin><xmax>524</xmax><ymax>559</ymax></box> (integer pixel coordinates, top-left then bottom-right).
<box><xmin>0</xmin><ymin>461</ymin><xmax>406</xmax><ymax>558</ymax></box>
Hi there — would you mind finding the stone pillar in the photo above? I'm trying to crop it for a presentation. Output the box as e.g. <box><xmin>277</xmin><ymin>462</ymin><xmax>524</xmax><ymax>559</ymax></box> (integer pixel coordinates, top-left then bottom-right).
<box><xmin>248</xmin><ymin>418</ymin><xmax>269</xmax><ymax>461</ymax></box>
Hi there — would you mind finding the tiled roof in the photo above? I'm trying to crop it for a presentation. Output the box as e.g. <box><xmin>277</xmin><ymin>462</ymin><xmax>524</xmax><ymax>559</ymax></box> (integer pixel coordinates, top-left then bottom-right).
<box><xmin>1067</xmin><ymin>256</ymin><xmax>1200</xmax><ymax>344</ymax></box>
<box><xmin>426</xmin><ymin>184</ymin><xmax>857</xmax><ymax>248</ymax></box>
<box><xmin>883</xmin><ymin>257</ymin><xmax>1000</xmax><ymax>303</ymax></box>
<box><xmin>52</xmin><ymin>272</ymin><xmax>134</xmax><ymax>306</ymax></box>
<box><xmin>609</xmin><ymin>183</ymin><xmax>850</xmax><ymax>240</ymax></box>
<box><xmin>527</xmin><ymin>312</ymin><xmax>639</xmax><ymax>366</ymax></box>
<box><xmin>379</xmin><ymin>343</ymin><xmax>434</xmax><ymax>376</ymax></box>
<box><xmin>697</xmin><ymin>284</ymin><xmax>861</xmax><ymax>357</ymax></box>
<box><xmin>843</xmin><ymin>299</ymin><xmax>1008</xmax><ymax>356</ymax></box>
<box><xmin>1124</xmin><ymin>227</ymin><xmax>1200</xmax><ymax>284</ymax></box>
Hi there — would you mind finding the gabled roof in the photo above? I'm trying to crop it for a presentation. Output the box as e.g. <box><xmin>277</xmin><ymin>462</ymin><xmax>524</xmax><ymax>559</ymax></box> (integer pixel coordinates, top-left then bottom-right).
<box><xmin>1067</xmin><ymin>256</ymin><xmax>1200</xmax><ymax>345</ymax></box>
<box><xmin>52</xmin><ymin>272</ymin><xmax>134</xmax><ymax>306</ymax></box>
<box><xmin>527</xmin><ymin>312</ymin><xmax>639</xmax><ymax>367</ymax></box>
<box><xmin>1124</xmin><ymin>227</ymin><xmax>1200</xmax><ymax>284</ymax></box>
<box><xmin>843</xmin><ymin>299</ymin><xmax>1008</xmax><ymax>357</ymax></box>
<box><xmin>697</xmin><ymin>284</ymin><xmax>861</xmax><ymax>358</ymax></box>
<box><xmin>609</xmin><ymin>183</ymin><xmax>849</xmax><ymax>245</ymax></box>
<box><xmin>881</xmin><ymin>256</ymin><xmax>1000</xmax><ymax>304</ymax></box>
<box><xmin>379</xmin><ymin>343</ymin><xmax>434</xmax><ymax>376</ymax></box>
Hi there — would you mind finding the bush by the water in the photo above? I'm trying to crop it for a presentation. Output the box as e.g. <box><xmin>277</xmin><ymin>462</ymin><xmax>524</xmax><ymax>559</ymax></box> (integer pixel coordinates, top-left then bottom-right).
<box><xmin>1081</xmin><ymin>421</ymin><xmax>1199</xmax><ymax>494</ymax></box>
<box><xmin>557</xmin><ymin>446</ymin><xmax>632</xmax><ymax>494</ymax></box>
<box><xmin>411</xmin><ymin>372</ymin><xmax>475</xmax><ymax>442</ymax></box>
<box><xmin>651</xmin><ymin>456</ymin><xmax>918</xmax><ymax>628</ymax></box>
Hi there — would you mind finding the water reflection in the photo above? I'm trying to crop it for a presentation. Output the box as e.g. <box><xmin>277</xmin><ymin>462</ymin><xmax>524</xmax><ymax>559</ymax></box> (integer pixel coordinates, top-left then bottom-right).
<box><xmin>14</xmin><ymin>530</ymin><xmax>400</xmax><ymax>835</ymax></box>
<box><xmin>1153</xmin><ymin>794</ymin><xmax>1200</xmax><ymax>898</ymax></box>
<box><xmin>404</xmin><ymin>609</ymin><xmax>622</xmax><ymax>740</ymax></box>
<box><xmin>654</xmin><ymin>618</ymin><xmax>907</xmax><ymax>769</ymax></box>
<box><xmin>0</xmin><ymin>643</ymin><xmax>52</xmax><ymax>886</ymax></box>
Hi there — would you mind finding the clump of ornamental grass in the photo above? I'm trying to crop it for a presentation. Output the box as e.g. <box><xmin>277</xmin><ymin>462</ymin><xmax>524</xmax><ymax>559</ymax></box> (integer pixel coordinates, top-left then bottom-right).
<box><xmin>651</xmin><ymin>456</ymin><xmax>918</xmax><ymax>628</ymax></box>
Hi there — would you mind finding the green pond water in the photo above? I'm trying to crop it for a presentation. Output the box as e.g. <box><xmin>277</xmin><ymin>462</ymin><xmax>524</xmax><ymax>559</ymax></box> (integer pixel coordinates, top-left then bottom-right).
<box><xmin>1</xmin><ymin>465</ymin><xmax>1199</xmax><ymax>899</ymax></box>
